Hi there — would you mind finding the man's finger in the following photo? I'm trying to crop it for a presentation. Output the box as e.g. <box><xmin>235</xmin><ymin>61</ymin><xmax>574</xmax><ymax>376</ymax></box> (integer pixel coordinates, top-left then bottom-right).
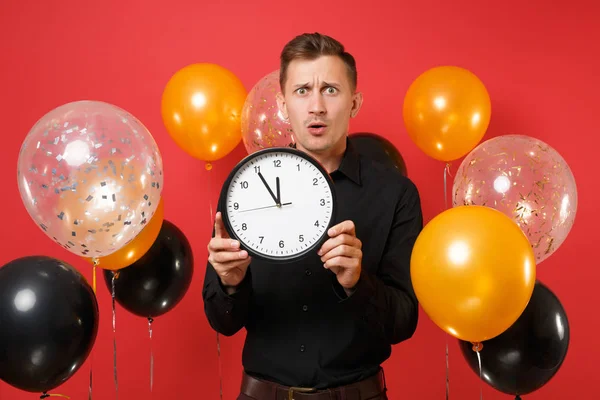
<box><xmin>214</xmin><ymin>212</ymin><xmax>230</xmax><ymax>239</ymax></box>
<box><xmin>320</xmin><ymin>245</ymin><xmax>361</xmax><ymax>263</ymax></box>
<box><xmin>327</xmin><ymin>220</ymin><xmax>355</xmax><ymax>237</ymax></box>
<box><xmin>318</xmin><ymin>234</ymin><xmax>361</xmax><ymax>256</ymax></box>
<box><xmin>324</xmin><ymin>264</ymin><xmax>341</xmax><ymax>275</ymax></box>
<box><xmin>212</xmin><ymin>249</ymin><xmax>249</xmax><ymax>264</ymax></box>
<box><xmin>208</xmin><ymin>237</ymin><xmax>240</xmax><ymax>252</ymax></box>
<box><xmin>323</xmin><ymin>255</ymin><xmax>360</xmax><ymax>270</ymax></box>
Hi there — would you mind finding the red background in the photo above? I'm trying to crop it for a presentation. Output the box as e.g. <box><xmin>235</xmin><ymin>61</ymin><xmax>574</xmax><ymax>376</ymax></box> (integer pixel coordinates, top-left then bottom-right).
<box><xmin>0</xmin><ymin>1</ymin><xmax>597</xmax><ymax>399</ymax></box>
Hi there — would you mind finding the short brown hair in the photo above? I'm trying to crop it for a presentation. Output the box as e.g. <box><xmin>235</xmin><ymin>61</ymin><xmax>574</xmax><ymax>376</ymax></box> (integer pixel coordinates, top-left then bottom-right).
<box><xmin>279</xmin><ymin>32</ymin><xmax>357</xmax><ymax>93</ymax></box>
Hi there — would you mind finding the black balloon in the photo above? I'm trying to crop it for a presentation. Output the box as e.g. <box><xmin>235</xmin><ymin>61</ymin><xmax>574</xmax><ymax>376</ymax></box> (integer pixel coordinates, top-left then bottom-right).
<box><xmin>0</xmin><ymin>256</ymin><xmax>98</xmax><ymax>393</ymax></box>
<box><xmin>459</xmin><ymin>281</ymin><xmax>569</xmax><ymax>397</ymax></box>
<box><xmin>349</xmin><ymin>132</ymin><xmax>407</xmax><ymax>176</ymax></box>
<box><xmin>103</xmin><ymin>220</ymin><xmax>193</xmax><ymax>318</ymax></box>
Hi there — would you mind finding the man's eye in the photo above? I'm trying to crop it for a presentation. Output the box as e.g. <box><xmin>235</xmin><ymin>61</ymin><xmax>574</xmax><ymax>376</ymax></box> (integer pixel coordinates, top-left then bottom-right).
<box><xmin>325</xmin><ymin>87</ymin><xmax>337</xmax><ymax>94</ymax></box>
<box><xmin>296</xmin><ymin>88</ymin><xmax>307</xmax><ymax>95</ymax></box>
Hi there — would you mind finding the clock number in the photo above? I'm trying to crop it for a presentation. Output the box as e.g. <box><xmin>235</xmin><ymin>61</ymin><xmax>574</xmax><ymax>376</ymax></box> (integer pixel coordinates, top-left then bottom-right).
<box><xmin>313</xmin><ymin>177</ymin><xmax>318</xmax><ymax>185</ymax></box>
<box><xmin>242</xmin><ymin>223</ymin><xmax>247</xmax><ymax>231</ymax></box>
<box><xmin>273</xmin><ymin>160</ymin><xmax>281</xmax><ymax>167</ymax></box>
<box><xmin>259</xmin><ymin>236</ymin><xmax>264</xmax><ymax>243</ymax></box>
<box><xmin>320</xmin><ymin>199</ymin><xmax>325</xmax><ymax>206</ymax></box>
<box><xmin>240</xmin><ymin>181</ymin><xmax>249</xmax><ymax>189</ymax></box>
<box><xmin>233</xmin><ymin>202</ymin><xmax>239</xmax><ymax>210</ymax></box>
<box><xmin>279</xmin><ymin>240</ymin><xmax>284</xmax><ymax>248</ymax></box>
<box><xmin>297</xmin><ymin>164</ymin><xmax>301</xmax><ymax>171</ymax></box>
<box><xmin>299</xmin><ymin>234</ymin><xmax>304</xmax><ymax>242</ymax></box>
<box><xmin>314</xmin><ymin>220</ymin><xmax>319</xmax><ymax>227</ymax></box>
<box><xmin>254</xmin><ymin>166</ymin><xmax>261</xmax><ymax>173</ymax></box>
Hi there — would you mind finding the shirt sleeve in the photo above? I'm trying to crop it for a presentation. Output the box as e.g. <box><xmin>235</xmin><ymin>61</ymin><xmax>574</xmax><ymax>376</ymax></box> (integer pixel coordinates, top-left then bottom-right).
<box><xmin>202</xmin><ymin>203</ymin><xmax>253</xmax><ymax>337</ymax></box>
<box><xmin>332</xmin><ymin>178</ymin><xmax>423</xmax><ymax>344</ymax></box>
<box><xmin>202</xmin><ymin>260</ymin><xmax>252</xmax><ymax>336</ymax></box>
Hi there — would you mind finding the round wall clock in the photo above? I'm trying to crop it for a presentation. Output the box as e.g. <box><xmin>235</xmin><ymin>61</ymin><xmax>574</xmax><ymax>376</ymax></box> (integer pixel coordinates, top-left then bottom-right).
<box><xmin>219</xmin><ymin>147</ymin><xmax>337</xmax><ymax>263</ymax></box>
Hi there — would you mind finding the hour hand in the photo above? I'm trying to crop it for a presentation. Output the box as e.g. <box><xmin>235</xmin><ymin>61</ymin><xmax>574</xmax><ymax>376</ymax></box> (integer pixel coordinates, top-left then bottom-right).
<box><xmin>276</xmin><ymin>177</ymin><xmax>281</xmax><ymax>204</ymax></box>
<box><xmin>257</xmin><ymin>172</ymin><xmax>280</xmax><ymax>206</ymax></box>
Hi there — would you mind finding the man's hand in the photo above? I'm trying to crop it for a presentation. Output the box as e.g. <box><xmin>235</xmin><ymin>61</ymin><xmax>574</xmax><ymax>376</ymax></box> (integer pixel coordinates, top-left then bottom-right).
<box><xmin>318</xmin><ymin>220</ymin><xmax>362</xmax><ymax>295</ymax></box>
<box><xmin>207</xmin><ymin>212</ymin><xmax>251</xmax><ymax>294</ymax></box>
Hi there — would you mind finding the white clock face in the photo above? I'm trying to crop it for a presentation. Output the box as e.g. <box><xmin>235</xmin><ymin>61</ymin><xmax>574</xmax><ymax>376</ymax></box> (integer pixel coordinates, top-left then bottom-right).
<box><xmin>223</xmin><ymin>149</ymin><xmax>335</xmax><ymax>261</ymax></box>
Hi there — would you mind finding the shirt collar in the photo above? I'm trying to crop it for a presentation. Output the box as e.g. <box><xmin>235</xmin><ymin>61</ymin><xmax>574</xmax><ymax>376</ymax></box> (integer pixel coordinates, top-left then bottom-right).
<box><xmin>289</xmin><ymin>137</ymin><xmax>361</xmax><ymax>185</ymax></box>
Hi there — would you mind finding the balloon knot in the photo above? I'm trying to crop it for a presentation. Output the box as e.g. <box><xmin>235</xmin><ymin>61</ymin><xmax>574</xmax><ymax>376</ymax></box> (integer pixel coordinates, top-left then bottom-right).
<box><xmin>205</xmin><ymin>162</ymin><xmax>213</xmax><ymax>171</ymax></box>
<box><xmin>148</xmin><ymin>317</ymin><xmax>154</xmax><ymax>324</ymax></box>
<box><xmin>113</xmin><ymin>271</ymin><xmax>120</xmax><ymax>279</ymax></box>
<box><xmin>444</xmin><ymin>162</ymin><xmax>453</xmax><ymax>176</ymax></box>
<box><xmin>471</xmin><ymin>342</ymin><xmax>483</xmax><ymax>352</ymax></box>
<box><xmin>41</xmin><ymin>394</ymin><xmax>49</xmax><ymax>399</ymax></box>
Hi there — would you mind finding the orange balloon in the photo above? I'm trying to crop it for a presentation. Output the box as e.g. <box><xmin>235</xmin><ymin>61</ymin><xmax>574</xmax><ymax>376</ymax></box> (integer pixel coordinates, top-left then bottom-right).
<box><xmin>403</xmin><ymin>66</ymin><xmax>491</xmax><ymax>162</ymax></box>
<box><xmin>410</xmin><ymin>205</ymin><xmax>536</xmax><ymax>343</ymax></box>
<box><xmin>85</xmin><ymin>197</ymin><xmax>164</xmax><ymax>270</ymax></box>
<box><xmin>161</xmin><ymin>63</ymin><xmax>247</xmax><ymax>161</ymax></box>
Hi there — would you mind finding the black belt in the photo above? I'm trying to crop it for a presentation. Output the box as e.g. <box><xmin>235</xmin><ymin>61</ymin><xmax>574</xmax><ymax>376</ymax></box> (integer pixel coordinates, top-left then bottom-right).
<box><xmin>240</xmin><ymin>369</ymin><xmax>387</xmax><ymax>400</ymax></box>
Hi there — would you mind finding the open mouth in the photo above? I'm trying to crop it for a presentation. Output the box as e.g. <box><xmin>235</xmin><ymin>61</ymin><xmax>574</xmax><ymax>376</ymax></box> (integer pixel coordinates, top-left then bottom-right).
<box><xmin>307</xmin><ymin>122</ymin><xmax>327</xmax><ymax>135</ymax></box>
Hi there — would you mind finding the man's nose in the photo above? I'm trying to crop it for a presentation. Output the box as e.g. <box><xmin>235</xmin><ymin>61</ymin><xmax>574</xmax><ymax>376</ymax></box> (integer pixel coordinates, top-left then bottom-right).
<box><xmin>308</xmin><ymin>92</ymin><xmax>326</xmax><ymax>115</ymax></box>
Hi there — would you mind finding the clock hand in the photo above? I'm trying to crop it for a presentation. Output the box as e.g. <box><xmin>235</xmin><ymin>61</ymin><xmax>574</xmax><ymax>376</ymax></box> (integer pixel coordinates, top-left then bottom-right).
<box><xmin>257</xmin><ymin>172</ymin><xmax>280</xmax><ymax>206</ymax></box>
<box><xmin>276</xmin><ymin>177</ymin><xmax>281</xmax><ymax>204</ymax></box>
<box><xmin>238</xmin><ymin>202</ymin><xmax>292</xmax><ymax>213</ymax></box>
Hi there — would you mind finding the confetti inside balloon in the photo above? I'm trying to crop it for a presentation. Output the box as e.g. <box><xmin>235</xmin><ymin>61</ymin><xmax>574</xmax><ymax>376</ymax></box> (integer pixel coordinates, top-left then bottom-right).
<box><xmin>452</xmin><ymin>134</ymin><xmax>577</xmax><ymax>264</ymax></box>
<box><xmin>17</xmin><ymin>100</ymin><xmax>164</xmax><ymax>258</ymax></box>
<box><xmin>241</xmin><ymin>69</ymin><xmax>294</xmax><ymax>154</ymax></box>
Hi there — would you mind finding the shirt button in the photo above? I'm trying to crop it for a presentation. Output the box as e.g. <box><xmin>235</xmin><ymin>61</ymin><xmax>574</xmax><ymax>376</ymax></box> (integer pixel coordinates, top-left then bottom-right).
<box><xmin>305</xmin><ymin>269</ymin><xmax>312</xmax><ymax>276</ymax></box>
<box><xmin>300</xmin><ymin>345</ymin><xmax>305</xmax><ymax>352</ymax></box>
<box><xmin>302</xmin><ymin>305</ymin><xmax>308</xmax><ymax>312</ymax></box>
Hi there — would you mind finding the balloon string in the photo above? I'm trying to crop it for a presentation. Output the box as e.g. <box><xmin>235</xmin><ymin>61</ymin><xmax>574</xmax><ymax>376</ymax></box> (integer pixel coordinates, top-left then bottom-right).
<box><xmin>148</xmin><ymin>317</ymin><xmax>154</xmax><ymax>395</ymax></box>
<box><xmin>112</xmin><ymin>272</ymin><xmax>119</xmax><ymax>400</ymax></box>
<box><xmin>476</xmin><ymin>349</ymin><xmax>483</xmax><ymax>400</ymax></box>
<box><xmin>206</xmin><ymin>165</ymin><xmax>224</xmax><ymax>400</ymax></box>
<box><xmin>89</xmin><ymin>358</ymin><xmax>93</xmax><ymax>400</ymax></box>
<box><xmin>92</xmin><ymin>262</ymin><xmax>97</xmax><ymax>293</ymax></box>
<box><xmin>443</xmin><ymin>162</ymin><xmax>452</xmax><ymax>400</ymax></box>
<box><xmin>207</xmin><ymin>162</ymin><xmax>215</xmax><ymax>220</ymax></box>
<box><xmin>89</xmin><ymin>259</ymin><xmax>99</xmax><ymax>400</ymax></box>
<box><xmin>217</xmin><ymin>332</ymin><xmax>224</xmax><ymax>400</ymax></box>
<box><xmin>40</xmin><ymin>393</ymin><xmax>70</xmax><ymax>399</ymax></box>
<box><xmin>445</xmin><ymin>340</ymin><xmax>449</xmax><ymax>400</ymax></box>
<box><xmin>443</xmin><ymin>162</ymin><xmax>453</xmax><ymax>209</ymax></box>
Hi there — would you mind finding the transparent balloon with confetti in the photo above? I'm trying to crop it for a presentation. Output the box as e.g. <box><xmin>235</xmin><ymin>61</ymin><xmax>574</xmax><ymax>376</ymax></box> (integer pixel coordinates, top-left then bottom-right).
<box><xmin>17</xmin><ymin>100</ymin><xmax>164</xmax><ymax>259</ymax></box>
<box><xmin>241</xmin><ymin>70</ymin><xmax>294</xmax><ymax>154</ymax></box>
<box><xmin>452</xmin><ymin>134</ymin><xmax>577</xmax><ymax>264</ymax></box>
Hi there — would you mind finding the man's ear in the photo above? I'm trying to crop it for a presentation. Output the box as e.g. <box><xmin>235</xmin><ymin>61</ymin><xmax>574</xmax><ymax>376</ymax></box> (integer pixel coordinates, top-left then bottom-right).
<box><xmin>350</xmin><ymin>91</ymin><xmax>363</xmax><ymax>118</ymax></box>
<box><xmin>276</xmin><ymin>92</ymin><xmax>288</xmax><ymax>120</ymax></box>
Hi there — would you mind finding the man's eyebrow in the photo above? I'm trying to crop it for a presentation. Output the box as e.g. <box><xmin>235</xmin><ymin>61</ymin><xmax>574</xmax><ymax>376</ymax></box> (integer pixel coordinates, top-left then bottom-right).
<box><xmin>292</xmin><ymin>82</ymin><xmax>310</xmax><ymax>89</ymax></box>
<box><xmin>322</xmin><ymin>81</ymin><xmax>342</xmax><ymax>88</ymax></box>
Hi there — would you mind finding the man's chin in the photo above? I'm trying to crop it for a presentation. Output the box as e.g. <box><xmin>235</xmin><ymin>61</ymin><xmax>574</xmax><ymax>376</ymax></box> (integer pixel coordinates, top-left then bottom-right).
<box><xmin>299</xmin><ymin>139</ymin><xmax>331</xmax><ymax>153</ymax></box>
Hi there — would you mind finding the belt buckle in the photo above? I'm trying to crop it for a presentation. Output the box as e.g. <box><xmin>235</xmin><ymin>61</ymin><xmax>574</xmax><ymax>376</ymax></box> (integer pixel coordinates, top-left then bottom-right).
<box><xmin>288</xmin><ymin>386</ymin><xmax>317</xmax><ymax>400</ymax></box>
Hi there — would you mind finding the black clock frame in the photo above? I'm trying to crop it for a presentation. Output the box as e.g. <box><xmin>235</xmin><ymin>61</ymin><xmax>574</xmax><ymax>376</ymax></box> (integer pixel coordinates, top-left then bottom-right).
<box><xmin>218</xmin><ymin>146</ymin><xmax>338</xmax><ymax>263</ymax></box>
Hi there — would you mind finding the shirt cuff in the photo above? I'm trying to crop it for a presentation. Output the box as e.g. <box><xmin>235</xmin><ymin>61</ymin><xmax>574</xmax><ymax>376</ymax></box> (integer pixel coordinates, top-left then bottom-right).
<box><xmin>331</xmin><ymin>268</ymin><xmax>378</xmax><ymax>313</ymax></box>
<box><xmin>212</xmin><ymin>267</ymin><xmax>253</xmax><ymax>311</ymax></box>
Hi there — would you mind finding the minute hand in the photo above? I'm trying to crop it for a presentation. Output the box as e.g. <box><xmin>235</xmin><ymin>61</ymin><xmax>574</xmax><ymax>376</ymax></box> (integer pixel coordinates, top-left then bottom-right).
<box><xmin>239</xmin><ymin>202</ymin><xmax>292</xmax><ymax>213</ymax></box>
<box><xmin>257</xmin><ymin>172</ymin><xmax>280</xmax><ymax>206</ymax></box>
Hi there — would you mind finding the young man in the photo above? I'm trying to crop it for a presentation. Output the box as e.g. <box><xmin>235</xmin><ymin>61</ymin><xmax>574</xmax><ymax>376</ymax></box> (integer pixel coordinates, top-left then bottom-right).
<box><xmin>203</xmin><ymin>32</ymin><xmax>423</xmax><ymax>400</ymax></box>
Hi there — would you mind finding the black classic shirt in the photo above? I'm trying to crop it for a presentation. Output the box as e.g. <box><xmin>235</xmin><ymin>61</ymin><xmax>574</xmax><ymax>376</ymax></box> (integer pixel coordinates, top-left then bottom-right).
<box><xmin>202</xmin><ymin>139</ymin><xmax>423</xmax><ymax>389</ymax></box>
